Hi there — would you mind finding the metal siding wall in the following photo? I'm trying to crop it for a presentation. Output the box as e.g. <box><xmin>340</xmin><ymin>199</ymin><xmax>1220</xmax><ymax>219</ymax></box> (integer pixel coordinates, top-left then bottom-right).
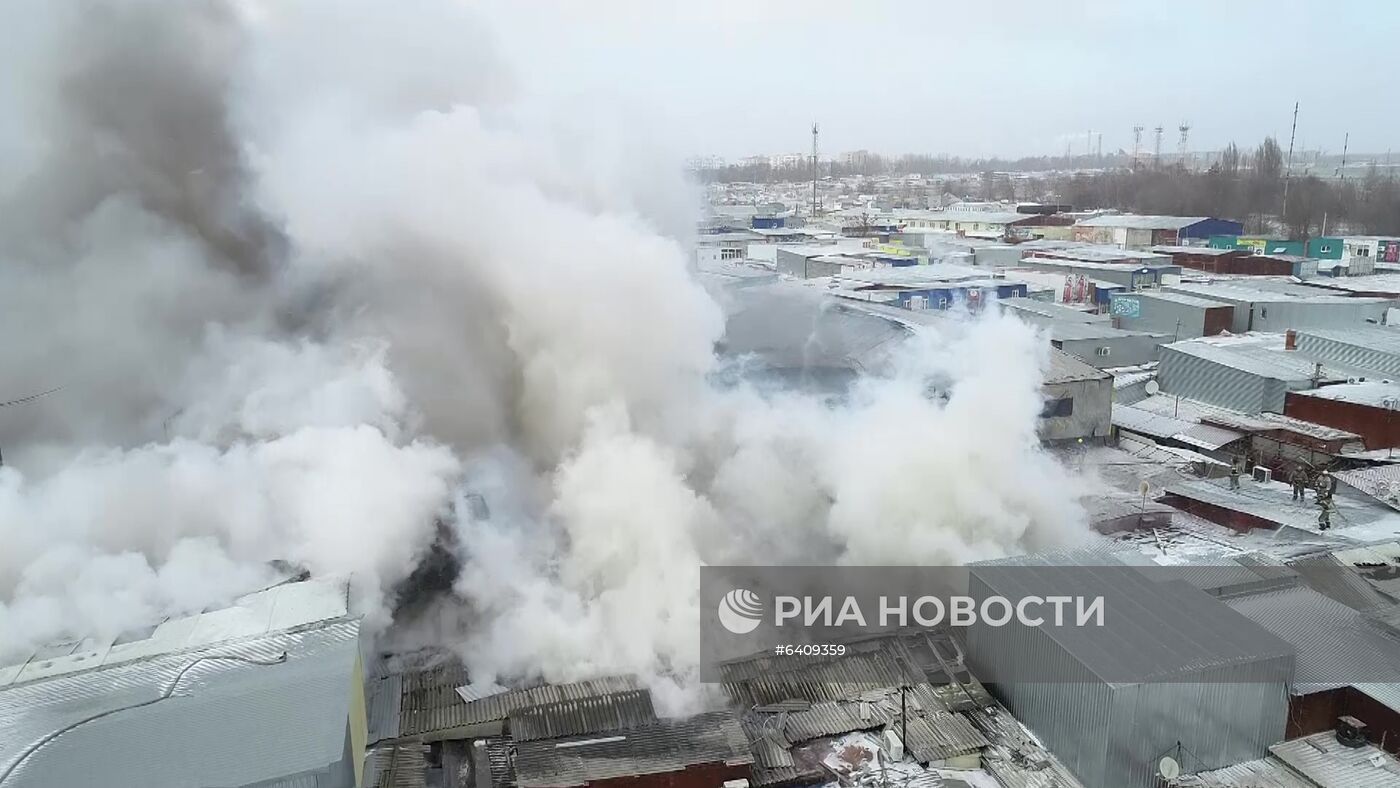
<box><xmin>966</xmin><ymin>575</ymin><xmax>1290</xmax><ymax>788</ymax></box>
<box><xmin>1132</xmin><ymin>298</ymin><xmax>1207</xmax><ymax>338</ymax></box>
<box><xmin>1255</xmin><ymin>301</ymin><xmax>1395</xmax><ymax>333</ymax></box>
<box><xmin>1158</xmin><ymin>346</ymin><xmax>1269</xmax><ymax>413</ymax></box>
<box><xmin>1039</xmin><ymin>378</ymin><xmax>1112</xmax><ymax>442</ymax></box>
<box><xmin>966</xmin><ymin>576</ymin><xmax>1112</xmax><ymax>788</ymax></box>
<box><xmin>1106</xmin><ymin>672</ymin><xmax>1288</xmax><ymax>788</ymax></box>
<box><xmin>1162</xmin><ymin>287</ymin><xmax>1251</xmax><ymax>332</ymax></box>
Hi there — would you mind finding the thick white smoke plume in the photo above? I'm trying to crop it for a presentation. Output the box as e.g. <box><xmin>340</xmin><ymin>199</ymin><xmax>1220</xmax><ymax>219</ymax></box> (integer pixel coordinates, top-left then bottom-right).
<box><xmin>0</xmin><ymin>0</ymin><xmax>1090</xmax><ymax>709</ymax></box>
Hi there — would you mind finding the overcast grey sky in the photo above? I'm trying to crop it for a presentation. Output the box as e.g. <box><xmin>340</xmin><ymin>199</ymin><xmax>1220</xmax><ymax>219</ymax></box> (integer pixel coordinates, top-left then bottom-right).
<box><xmin>477</xmin><ymin>0</ymin><xmax>1396</xmax><ymax>161</ymax></box>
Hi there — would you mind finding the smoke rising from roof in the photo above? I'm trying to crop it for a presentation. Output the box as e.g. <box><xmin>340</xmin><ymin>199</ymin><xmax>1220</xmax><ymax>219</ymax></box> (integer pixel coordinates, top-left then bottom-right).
<box><xmin>0</xmin><ymin>0</ymin><xmax>1091</xmax><ymax>707</ymax></box>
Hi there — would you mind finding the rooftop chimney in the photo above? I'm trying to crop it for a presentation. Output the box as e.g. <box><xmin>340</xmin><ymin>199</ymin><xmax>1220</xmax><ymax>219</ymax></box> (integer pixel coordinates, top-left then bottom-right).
<box><xmin>1285</xmin><ymin>329</ymin><xmax>1297</xmax><ymax>350</ymax></box>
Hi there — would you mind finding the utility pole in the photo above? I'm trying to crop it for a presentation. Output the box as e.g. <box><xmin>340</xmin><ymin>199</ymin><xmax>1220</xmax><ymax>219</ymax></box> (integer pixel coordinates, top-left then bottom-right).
<box><xmin>1282</xmin><ymin>102</ymin><xmax>1299</xmax><ymax>223</ymax></box>
<box><xmin>810</xmin><ymin>122</ymin><xmax>819</xmax><ymax>217</ymax></box>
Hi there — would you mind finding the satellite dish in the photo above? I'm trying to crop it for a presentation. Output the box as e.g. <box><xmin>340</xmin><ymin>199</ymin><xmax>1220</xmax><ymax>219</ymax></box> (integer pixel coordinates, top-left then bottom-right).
<box><xmin>1158</xmin><ymin>756</ymin><xmax>1181</xmax><ymax>780</ymax></box>
<box><xmin>1145</xmin><ymin>380</ymin><xmax>1161</xmax><ymax>396</ymax></box>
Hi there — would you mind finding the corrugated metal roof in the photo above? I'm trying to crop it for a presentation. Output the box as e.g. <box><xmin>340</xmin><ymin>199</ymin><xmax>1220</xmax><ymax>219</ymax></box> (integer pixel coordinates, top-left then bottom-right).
<box><xmin>1125</xmin><ymin>289</ymin><xmax>1236</xmax><ymax>310</ymax></box>
<box><xmin>1161</xmin><ymin>339</ymin><xmax>1321</xmax><ymax>383</ymax></box>
<box><xmin>484</xmin><ymin>736</ymin><xmax>518</xmax><ymax>788</ymax></box>
<box><xmin>963</xmin><ymin>706</ymin><xmax>1087</xmax><ymax>788</ymax></box>
<box><xmin>1045</xmin><ymin>347</ymin><xmax>1112</xmax><ymax>384</ymax></box>
<box><xmin>1153</xmin><ymin>245</ymin><xmax>1244</xmax><ymax>257</ymax></box>
<box><xmin>776</xmin><ymin>700</ymin><xmax>882</xmax><ymax>743</ymax></box>
<box><xmin>364</xmin><ymin>742</ymin><xmax>428</xmax><ymax>788</ymax></box>
<box><xmin>1353</xmin><ymin>682</ymin><xmax>1400</xmax><ymax>714</ymax></box>
<box><xmin>1042</xmin><ymin>319</ymin><xmax>1168</xmax><ymax>342</ymax></box>
<box><xmin>971</xmin><ymin>553</ymin><xmax>1297</xmax><ymax>684</ymax></box>
<box><xmin>908</xmin><ymin>210</ymin><xmax>1032</xmax><ymax>225</ymax></box>
<box><xmin>1288</xmin><ymin>554</ymin><xmax>1391</xmax><ymax>611</ymax></box>
<box><xmin>1270</xmin><ymin>731</ymin><xmax>1400</xmax><ymax>786</ymax></box>
<box><xmin>0</xmin><ymin>618</ymin><xmax>361</xmax><ymax>788</ymax></box>
<box><xmin>1301</xmin><ymin>326</ymin><xmax>1400</xmax><ymax>356</ymax></box>
<box><xmin>1113</xmin><ymin>404</ymin><xmax>1197</xmax><ymax>439</ymax></box>
<box><xmin>720</xmin><ymin>649</ymin><xmax>923</xmax><ymax>707</ymax></box>
<box><xmin>1076</xmin><ymin>214</ymin><xmax>1208</xmax><ymax>230</ymax></box>
<box><xmin>508</xmin><ymin>689</ymin><xmax>657</xmax><ymax>742</ymax></box>
<box><xmin>456</xmin><ymin>676</ymin><xmax>642</xmax><ymax>727</ymax></box>
<box><xmin>0</xmin><ymin>576</ymin><xmax>350</xmax><ymax>688</ymax></box>
<box><xmin>367</xmin><ymin>673</ymin><xmax>403</xmax><ymax>744</ymax></box>
<box><xmin>513</xmin><ymin>710</ymin><xmax>753</xmax><ymax>788</ymax></box>
<box><xmin>1000</xmin><ymin>297</ymin><xmax>1108</xmax><ymax>324</ymax></box>
<box><xmin>399</xmin><ymin>662</ymin><xmax>472</xmax><ymax>738</ymax></box>
<box><xmin>1225</xmin><ymin>586</ymin><xmax>1400</xmax><ymax>691</ymax></box>
<box><xmin>899</xmin><ymin>712</ymin><xmax>989</xmax><ymax>762</ymax></box>
<box><xmin>1169</xmin><ymin>756</ymin><xmax>1314</xmax><ymax>787</ymax></box>
<box><xmin>740</xmin><ymin>715</ymin><xmax>818</xmax><ymax>788</ymax></box>
<box><xmin>1178</xmin><ymin>423</ymin><xmax>1248</xmax><ymax>450</ymax></box>
<box><xmin>1335</xmin><ymin>467</ymin><xmax>1400</xmax><ymax>511</ymax></box>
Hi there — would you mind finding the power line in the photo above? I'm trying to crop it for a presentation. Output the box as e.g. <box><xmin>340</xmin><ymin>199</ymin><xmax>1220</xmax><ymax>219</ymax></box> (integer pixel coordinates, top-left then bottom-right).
<box><xmin>0</xmin><ymin>386</ymin><xmax>62</xmax><ymax>408</ymax></box>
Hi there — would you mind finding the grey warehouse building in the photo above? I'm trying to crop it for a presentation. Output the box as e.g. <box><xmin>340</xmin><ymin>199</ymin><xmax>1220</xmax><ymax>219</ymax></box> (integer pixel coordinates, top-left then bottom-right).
<box><xmin>965</xmin><ymin>554</ymin><xmax>1295</xmax><ymax>788</ymax></box>
<box><xmin>1043</xmin><ymin>320</ymin><xmax>1170</xmax><ymax>368</ymax></box>
<box><xmin>1109</xmin><ymin>290</ymin><xmax>1234</xmax><ymax>339</ymax></box>
<box><xmin>1163</xmin><ymin>283</ymin><xmax>1395</xmax><ymax>334</ymax></box>
<box><xmin>1157</xmin><ymin>339</ymin><xmax>1321</xmax><ymax>414</ymax></box>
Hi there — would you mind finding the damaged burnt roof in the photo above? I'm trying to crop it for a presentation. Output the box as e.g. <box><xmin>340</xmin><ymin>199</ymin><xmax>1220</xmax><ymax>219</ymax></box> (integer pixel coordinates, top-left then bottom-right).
<box><xmin>718</xmin><ymin>631</ymin><xmax>989</xmax><ymax>709</ymax></box>
<box><xmin>962</xmin><ymin>705</ymin><xmax>1088</xmax><ymax>788</ymax></box>
<box><xmin>512</xmin><ymin>709</ymin><xmax>752</xmax><ymax>788</ymax></box>
<box><xmin>457</xmin><ymin>676</ymin><xmax>643</xmax><ymax>727</ymax></box>
<box><xmin>508</xmin><ymin>689</ymin><xmax>658</xmax><ymax>742</ymax></box>
<box><xmin>384</xmin><ymin>666</ymin><xmax>644</xmax><ymax>742</ymax></box>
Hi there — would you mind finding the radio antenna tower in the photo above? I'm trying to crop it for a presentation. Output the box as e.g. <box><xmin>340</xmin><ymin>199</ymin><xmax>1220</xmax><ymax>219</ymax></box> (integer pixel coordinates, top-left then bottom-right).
<box><xmin>1153</xmin><ymin>126</ymin><xmax>1164</xmax><ymax>167</ymax></box>
<box><xmin>1339</xmin><ymin>132</ymin><xmax>1350</xmax><ymax>184</ymax></box>
<box><xmin>1132</xmin><ymin>125</ymin><xmax>1144</xmax><ymax>166</ymax></box>
<box><xmin>1282</xmin><ymin>102</ymin><xmax>1299</xmax><ymax>220</ymax></box>
<box><xmin>810</xmin><ymin>122</ymin><xmax>819</xmax><ymax>217</ymax></box>
<box><xmin>1178</xmin><ymin>122</ymin><xmax>1191</xmax><ymax>169</ymax></box>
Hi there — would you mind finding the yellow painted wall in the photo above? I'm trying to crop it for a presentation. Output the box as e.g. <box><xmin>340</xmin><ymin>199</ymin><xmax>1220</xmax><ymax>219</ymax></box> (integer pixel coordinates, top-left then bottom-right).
<box><xmin>349</xmin><ymin>653</ymin><xmax>368</xmax><ymax>787</ymax></box>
